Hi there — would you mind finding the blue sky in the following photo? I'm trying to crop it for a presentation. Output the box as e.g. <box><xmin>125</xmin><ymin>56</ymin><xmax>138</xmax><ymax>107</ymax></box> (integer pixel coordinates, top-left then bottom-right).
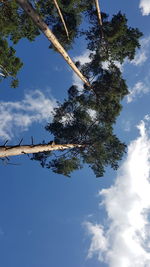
<box><xmin>1</xmin><ymin>1</ymin><xmax>150</xmax><ymax>266</ymax></box>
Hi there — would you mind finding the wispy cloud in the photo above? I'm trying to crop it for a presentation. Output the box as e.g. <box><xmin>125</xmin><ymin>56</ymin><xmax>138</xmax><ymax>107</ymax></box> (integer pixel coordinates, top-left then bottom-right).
<box><xmin>131</xmin><ymin>36</ymin><xmax>150</xmax><ymax>66</ymax></box>
<box><xmin>0</xmin><ymin>90</ymin><xmax>56</xmax><ymax>140</ymax></box>
<box><xmin>85</xmin><ymin>118</ymin><xmax>150</xmax><ymax>267</ymax></box>
<box><xmin>72</xmin><ymin>50</ymin><xmax>91</xmax><ymax>90</ymax></box>
<box><xmin>127</xmin><ymin>81</ymin><xmax>150</xmax><ymax>103</ymax></box>
<box><xmin>139</xmin><ymin>0</ymin><xmax>150</xmax><ymax>15</ymax></box>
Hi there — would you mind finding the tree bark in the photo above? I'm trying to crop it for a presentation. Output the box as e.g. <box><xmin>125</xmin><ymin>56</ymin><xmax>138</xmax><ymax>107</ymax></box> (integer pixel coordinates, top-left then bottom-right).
<box><xmin>16</xmin><ymin>0</ymin><xmax>90</xmax><ymax>87</ymax></box>
<box><xmin>94</xmin><ymin>0</ymin><xmax>103</xmax><ymax>38</ymax></box>
<box><xmin>94</xmin><ymin>0</ymin><xmax>102</xmax><ymax>26</ymax></box>
<box><xmin>53</xmin><ymin>0</ymin><xmax>69</xmax><ymax>40</ymax></box>
<box><xmin>0</xmin><ymin>143</ymin><xmax>84</xmax><ymax>158</ymax></box>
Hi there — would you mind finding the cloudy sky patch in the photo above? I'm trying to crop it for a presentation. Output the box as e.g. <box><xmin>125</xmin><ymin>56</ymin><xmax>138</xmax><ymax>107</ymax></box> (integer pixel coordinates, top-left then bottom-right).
<box><xmin>131</xmin><ymin>36</ymin><xmax>150</xmax><ymax>66</ymax></box>
<box><xmin>85</xmin><ymin>118</ymin><xmax>150</xmax><ymax>267</ymax></box>
<box><xmin>139</xmin><ymin>0</ymin><xmax>150</xmax><ymax>15</ymax></box>
<box><xmin>0</xmin><ymin>90</ymin><xmax>56</xmax><ymax>140</ymax></box>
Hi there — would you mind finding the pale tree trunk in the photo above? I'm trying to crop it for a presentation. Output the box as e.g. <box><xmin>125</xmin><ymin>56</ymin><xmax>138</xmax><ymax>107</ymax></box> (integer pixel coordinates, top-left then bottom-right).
<box><xmin>16</xmin><ymin>0</ymin><xmax>90</xmax><ymax>87</ymax></box>
<box><xmin>0</xmin><ymin>143</ymin><xmax>84</xmax><ymax>158</ymax></box>
<box><xmin>94</xmin><ymin>0</ymin><xmax>103</xmax><ymax>37</ymax></box>
<box><xmin>53</xmin><ymin>0</ymin><xmax>69</xmax><ymax>40</ymax></box>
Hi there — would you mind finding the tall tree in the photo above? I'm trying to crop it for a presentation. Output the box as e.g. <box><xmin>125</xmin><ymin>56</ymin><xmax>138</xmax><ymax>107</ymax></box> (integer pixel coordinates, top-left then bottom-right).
<box><xmin>0</xmin><ymin>9</ymin><xmax>142</xmax><ymax>178</ymax></box>
<box><xmin>31</xmin><ymin>12</ymin><xmax>142</xmax><ymax>177</ymax></box>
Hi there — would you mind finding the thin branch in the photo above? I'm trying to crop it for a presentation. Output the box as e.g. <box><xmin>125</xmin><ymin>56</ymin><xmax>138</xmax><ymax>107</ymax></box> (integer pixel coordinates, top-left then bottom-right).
<box><xmin>53</xmin><ymin>0</ymin><xmax>69</xmax><ymax>40</ymax></box>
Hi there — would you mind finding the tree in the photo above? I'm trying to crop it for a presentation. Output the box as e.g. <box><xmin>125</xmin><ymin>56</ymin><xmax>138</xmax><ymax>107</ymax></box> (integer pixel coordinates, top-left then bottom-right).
<box><xmin>31</xmin><ymin>11</ymin><xmax>142</xmax><ymax>177</ymax></box>
<box><xmin>0</xmin><ymin>9</ymin><xmax>142</xmax><ymax>178</ymax></box>
<box><xmin>0</xmin><ymin>62</ymin><xmax>129</xmax><ymax>177</ymax></box>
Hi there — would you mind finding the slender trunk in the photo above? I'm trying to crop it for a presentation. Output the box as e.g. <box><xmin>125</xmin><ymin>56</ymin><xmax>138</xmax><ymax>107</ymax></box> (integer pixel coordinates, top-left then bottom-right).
<box><xmin>53</xmin><ymin>0</ymin><xmax>69</xmax><ymax>40</ymax></box>
<box><xmin>94</xmin><ymin>0</ymin><xmax>103</xmax><ymax>37</ymax></box>
<box><xmin>16</xmin><ymin>0</ymin><xmax>90</xmax><ymax>87</ymax></box>
<box><xmin>0</xmin><ymin>143</ymin><xmax>84</xmax><ymax>158</ymax></box>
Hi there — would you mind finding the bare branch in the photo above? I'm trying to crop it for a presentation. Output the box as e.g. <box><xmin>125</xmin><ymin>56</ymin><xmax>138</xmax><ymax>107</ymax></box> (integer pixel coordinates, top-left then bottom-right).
<box><xmin>53</xmin><ymin>0</ymin><xmax>69</xmax><ymax>40</ymax></box>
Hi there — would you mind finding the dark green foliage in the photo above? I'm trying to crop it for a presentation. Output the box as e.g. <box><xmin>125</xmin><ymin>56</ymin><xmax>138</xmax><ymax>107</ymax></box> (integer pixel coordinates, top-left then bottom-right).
<box><xmin>0</xmin><ymin>0</ymin><xmax>40</xmax><ymax>43</ymax></box>
<box><xmin>32</xmin><ymin>10</ymin><xmax>143</xmax><ymax>177</ymax></box>
<box><xmin>46</xmin><ymin>156</ymin><xmax>82</xmax><ymax>177</ymax></box>
<box><xmin>84</xmin><ymin>10</ymin><xmax>143</xmax><ymax>63</ymax></box>
<box><xmin>0</xmin><ymin>37</ymin><xmax>23</xmax><ymax>87</ymax></box>
<box><xmin>36</xmin><ymin>0</ymin><xmax>93</xmax><ymax>50</ymax></box>
<box><xmin>32</xmin><ymin>62</ymin><xmax>128</xmax><ymax>177</ymax></box>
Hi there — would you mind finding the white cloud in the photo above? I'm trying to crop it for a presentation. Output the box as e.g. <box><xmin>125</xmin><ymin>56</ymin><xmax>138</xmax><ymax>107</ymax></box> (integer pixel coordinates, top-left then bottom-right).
<box><xmin>72</xmin><ymin>50</ymin><xmax>91</xmax><ymax>90</ymax></box>
<box><xmin>0</xmin><ymin>90</ymin><xmax>56</xmax><ymax>140</ymax></box>
<box><xmin>102</xmin><ymin>60</ymin><xmax>123</xmax><ymax>72</ymax></box>
<box><xmin>84</xmin><ymin>222</ymin><xmax>108</xmax><ymax>261</ymax></box>
<box><xmin>85</xmin><ymin>118</ymin><xmax>150</xmax><ymax>267</ymax></box>
<box><xmin>131</xmin><ymin>36</ymin><xmax>150</xmax><ymax>66</ymax></box>
<box><xmin>139</xmin><ymin>0</ymin><xmax>150</xmax><ymax>15</ymax></box>
<box><xmin>127</xmin><ymin>81</ymin><xmax>150</xmax><ymax>103</ymax></box>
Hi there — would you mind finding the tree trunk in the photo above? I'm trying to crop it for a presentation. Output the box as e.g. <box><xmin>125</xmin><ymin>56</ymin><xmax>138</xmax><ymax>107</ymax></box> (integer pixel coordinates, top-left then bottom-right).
<box><xmin>16</xmin><ymin>0</ymin><xmax>90</xmax><ymax>87</ymax></box>
<box><xmin>0</xmin><ymin>143</ymin><xmax>84</xmax><ymax>158</ymax></box>
<box><xmin>53</xmin><ymin>0</ymin><xmax>69</xmax><ymax>40</ymax></box>
<box><xmin>94</xmin><ymin>0</ymin><xmax>103</xmax><ymax>37</ymax></box>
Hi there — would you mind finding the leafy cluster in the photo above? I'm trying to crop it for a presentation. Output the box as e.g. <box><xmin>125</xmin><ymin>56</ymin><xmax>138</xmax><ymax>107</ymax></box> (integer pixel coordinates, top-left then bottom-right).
<box><xmin>84</xmin><ymin>10</ymin><xmax>143</xmax><ymax>63</ymax></box>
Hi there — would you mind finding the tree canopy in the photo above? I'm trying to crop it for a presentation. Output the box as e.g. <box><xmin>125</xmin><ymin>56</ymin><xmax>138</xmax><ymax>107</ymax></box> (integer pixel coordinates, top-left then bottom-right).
<box><xmin>31</xmin><ymin>10</ymin><xmax>142</xmax><ymax>177</ymax></box>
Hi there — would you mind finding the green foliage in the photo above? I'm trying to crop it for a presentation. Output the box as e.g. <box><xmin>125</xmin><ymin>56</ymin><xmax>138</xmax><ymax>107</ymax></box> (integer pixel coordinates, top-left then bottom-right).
<box><xmin>32</xmin><ymin>9</ymin><xmax>143</xmax><ymax>177</ymax></box>
<box><xmin>46</xmin><ymin>156</ymin><xmax>82</xmax><ymax>177</ymax></box>
<box><xmin>36</xmin><ymin>0</ymin><xmax>93</xmax><ymax>50</ymax></box>
<box><xmin>32</xmin><ymin>62</ymin><xmax>128</xmax><ymax>177</ymax></box>
<box><xmin>0</xmin><ymin>37</ymin><xmax>23</xmax><ymax>87</ymax></box>
<box><xmin>84</xmin><ymin>10</ymin><xmax>143</xmax><ymax>63</ymax></box>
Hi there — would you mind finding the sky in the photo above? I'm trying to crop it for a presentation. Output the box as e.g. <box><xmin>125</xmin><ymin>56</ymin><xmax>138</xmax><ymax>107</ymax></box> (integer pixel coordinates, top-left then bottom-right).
<box><xmin>1</xmin><ymin>1</ymin><xmax>150</xmax><ymax>267</ymax></box>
